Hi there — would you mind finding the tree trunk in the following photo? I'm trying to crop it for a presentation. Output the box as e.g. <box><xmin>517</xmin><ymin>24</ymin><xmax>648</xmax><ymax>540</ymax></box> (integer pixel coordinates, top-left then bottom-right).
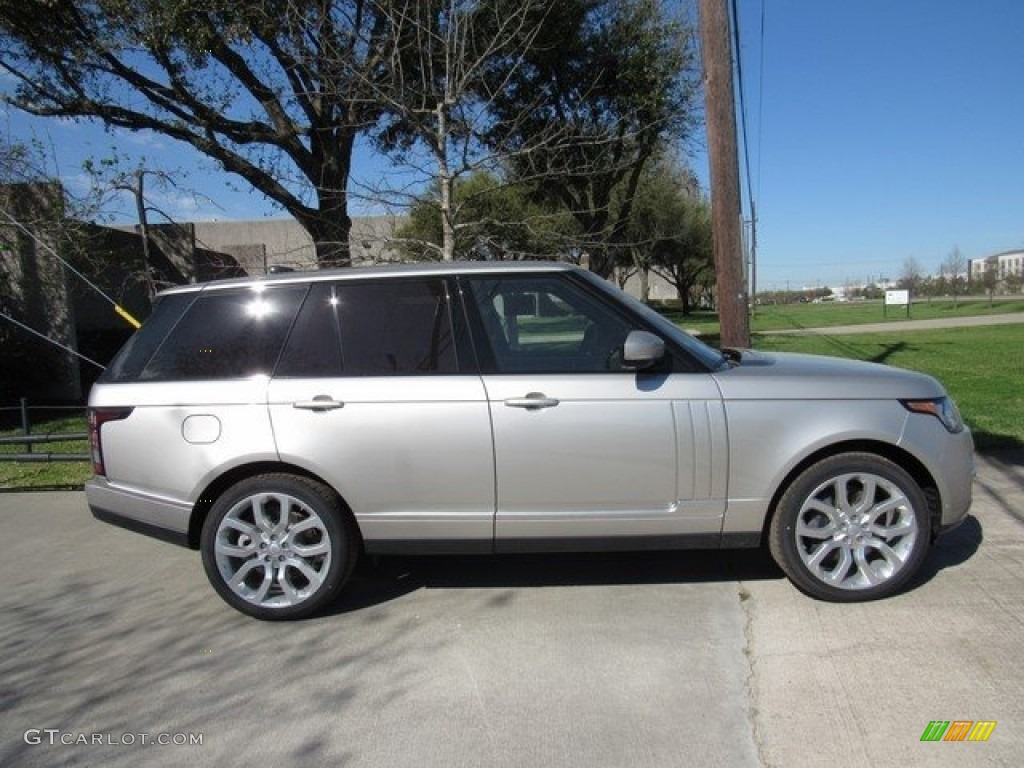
<box><xmin>677</xmin><ymin>283</ymin><xmax>691</xmax><ymax>315</ymax></box>
<box><xmin>304</xmin><ymin>212</ymin><xmax>353</xmax><ymax>269</ymax></box>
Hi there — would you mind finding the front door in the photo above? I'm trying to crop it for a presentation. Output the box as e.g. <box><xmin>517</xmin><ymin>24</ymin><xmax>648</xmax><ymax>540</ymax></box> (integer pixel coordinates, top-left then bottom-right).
<box><xmin>461</xmin><ymin>272</ymin><xmax>725</xmax><ymax>550</ymax></box>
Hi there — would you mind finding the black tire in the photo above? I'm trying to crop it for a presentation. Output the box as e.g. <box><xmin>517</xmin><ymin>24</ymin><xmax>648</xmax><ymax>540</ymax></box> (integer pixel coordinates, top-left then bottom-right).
<box><xmin>200</xmin><ymin>474</ymin><xmax>358</xmax><ymax>620</ymax></box>
<box><xmin>769</xmin><ymin>453</ymin><xmax>931</xmax><ymax>602</ymax></box>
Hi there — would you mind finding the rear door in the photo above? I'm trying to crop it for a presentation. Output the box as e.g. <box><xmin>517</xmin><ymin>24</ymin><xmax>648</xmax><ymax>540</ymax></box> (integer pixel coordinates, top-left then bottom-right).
<box><xmin>267</xmin><ymin>277</ymin><xmax>495</xmax><ymax>551</ymax></box>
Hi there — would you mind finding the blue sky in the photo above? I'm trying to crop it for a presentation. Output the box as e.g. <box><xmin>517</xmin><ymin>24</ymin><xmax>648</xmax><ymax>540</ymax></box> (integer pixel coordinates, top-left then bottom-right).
<box><xmin>2</xmin><ymin>0</ymin><xmax>1022</xmax><ymax>291</ymax></box>
<box><xmin>732</xmin><ymin>0</ymin><xmax>1024</xmax><ymax>289</ymax></box>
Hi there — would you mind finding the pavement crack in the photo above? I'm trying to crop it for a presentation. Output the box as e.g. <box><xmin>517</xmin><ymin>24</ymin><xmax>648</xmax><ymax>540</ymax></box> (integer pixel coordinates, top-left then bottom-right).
<box><xmin>738</xmin><ymin>582</ymin><xmax>772</xmax><ymax>768</ymax></box>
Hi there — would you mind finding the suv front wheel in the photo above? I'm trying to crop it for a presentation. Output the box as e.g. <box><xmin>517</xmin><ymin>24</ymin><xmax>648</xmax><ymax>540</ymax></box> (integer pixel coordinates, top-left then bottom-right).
<box><xmin>769</xmin><ymin>453</ymin><xmax>930</xmax><ymax>602</ymax></box>
<box><xmin>200</xmin><ymin>474</ymin><xmax>358</xmax><ymax>620</ymax></box>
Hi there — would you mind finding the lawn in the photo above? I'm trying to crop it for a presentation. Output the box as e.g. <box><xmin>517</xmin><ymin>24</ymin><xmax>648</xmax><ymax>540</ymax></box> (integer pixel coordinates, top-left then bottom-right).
<box><xmin>0</xmin><ymin>414</ymin><xmax>92</xmax><ymax>490</ymax></box>
<box><xmin>753</xmin><ymin>324</ymin><xmax>1024</xmax><ymax>450</ymax></box>
<box><xmin>751</xmin><ymin>296</ymin><xmax>1024</xmax><ymax>332</ymax></box>
<box><xmin>657</xmin><ymin>295</ymin><xmax>1024</xmax><ymax>335</ymax></box>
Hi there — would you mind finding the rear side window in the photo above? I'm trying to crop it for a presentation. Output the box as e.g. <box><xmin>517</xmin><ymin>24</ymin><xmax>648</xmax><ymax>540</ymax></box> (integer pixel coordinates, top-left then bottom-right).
<box><xmin>136</xmin><ymin>285</ymin><xmax>307</xmax><ymax>381</ymax></box>
<box><xmin>276</xmin><ymin>279</ymin><xmax>459</xmax><ymax>377</ymax></box>
<box><xmin>102</xmin><ymin>293</ymin><xmax>195</xmax><ymax>382</ymax></box>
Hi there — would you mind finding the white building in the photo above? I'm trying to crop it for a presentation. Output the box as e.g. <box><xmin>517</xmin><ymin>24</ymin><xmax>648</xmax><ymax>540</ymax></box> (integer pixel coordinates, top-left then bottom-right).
<box><xmin>969</xmin><ymin>249</ymin><xmax>1024</xmax><ymax>282</ymax></box>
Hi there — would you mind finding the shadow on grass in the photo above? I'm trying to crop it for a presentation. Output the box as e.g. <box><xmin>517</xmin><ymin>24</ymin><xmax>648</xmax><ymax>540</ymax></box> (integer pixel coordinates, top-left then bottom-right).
<box><xmin>869</xmin><ymin>341</ymin><xmax>910</xmax><ymax>364</ymax></box>
<box><xmin>972</xmin><ymin>431</ymin><xmax>1024</xmax><ymax>453</ymax></box>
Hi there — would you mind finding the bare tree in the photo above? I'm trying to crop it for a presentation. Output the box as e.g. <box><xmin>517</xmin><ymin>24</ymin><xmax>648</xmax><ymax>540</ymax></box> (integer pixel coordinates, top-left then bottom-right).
<box><xmin>899</xmin><ymin>256</ymin><xmax>925</xmax><ymax>295</ymax></box>
<box><xmin>941</xmin><ymin>246</ymin><xmax>966</xmax><ymax>308</ymax></box>
<box><xmin>0</xmin><ymin>0</ymin><xmax>389</xmax><ymax>267</ymax></box>
<box><xmin>81</xmin><ymin>154</ymin><xmax>222</xmax><ymax>295</ymax></box>
<box><xmin>349</xmin><ymin>0</ymin><xmax>552</xmax><ymax>261</ymax></box>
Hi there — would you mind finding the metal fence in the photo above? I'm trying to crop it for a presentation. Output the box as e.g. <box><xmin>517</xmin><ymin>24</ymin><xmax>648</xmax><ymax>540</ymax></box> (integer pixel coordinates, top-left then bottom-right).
<box><xmin>0</xmin><ymin>398</ymin><xmax>89</xmax><ymax>462</ymax></box>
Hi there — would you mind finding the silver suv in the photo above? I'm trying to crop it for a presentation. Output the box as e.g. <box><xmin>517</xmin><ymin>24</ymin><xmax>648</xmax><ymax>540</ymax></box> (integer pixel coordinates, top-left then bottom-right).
<box><xmin>86</xmin><ymin>262</ymin><xmax>974</xmax><ymax>619</ymax></box>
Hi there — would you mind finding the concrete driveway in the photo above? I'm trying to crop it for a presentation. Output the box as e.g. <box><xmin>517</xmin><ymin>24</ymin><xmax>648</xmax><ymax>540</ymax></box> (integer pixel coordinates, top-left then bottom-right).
<box><xmin>0</xmin><ymin>452</ymin><xmax>1021</xmax><ymax>767</ymax></box>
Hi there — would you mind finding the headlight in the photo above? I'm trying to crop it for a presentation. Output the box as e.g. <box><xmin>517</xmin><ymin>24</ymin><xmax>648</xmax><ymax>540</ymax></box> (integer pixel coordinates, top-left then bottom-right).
<box><xmin>902</xmin><ymin>396</ymin><xmax>964</xmax><ymax>433</ymax></box>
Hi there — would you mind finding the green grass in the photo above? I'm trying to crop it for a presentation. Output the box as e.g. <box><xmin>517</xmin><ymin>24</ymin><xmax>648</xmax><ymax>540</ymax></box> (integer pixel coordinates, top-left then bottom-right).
<box><xmin>751</xmin><ymin>296</ymin><xmax>1024</xmax><ymax>332</ymax></box>
<box><xmin>657</xmin><ymin>295</ymin><xmax>1024</xmax><ymax>335</ymax></box>
<box><xmin>0</xmin><ymin>415</ymin><xmax>92</xmax><ymax>490</ymax></box>
<box><xmin>753</xmin><ymin>324</ymin><xmax>1024</xmax><ymax>451</ymax></box>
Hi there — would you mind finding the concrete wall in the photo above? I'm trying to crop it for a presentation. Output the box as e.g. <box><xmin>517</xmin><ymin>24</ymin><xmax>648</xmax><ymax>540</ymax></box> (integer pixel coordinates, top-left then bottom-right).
<box><xmin>191</xmin><ymin>216</ymin><xmax>407</xmax><ymax>272</ymax></box>
<box><xmin>1</xmin><ymin>187</ymin><xmax>246</xmax><ymax>402</ymax></box>
<box><xmin>0</xmin><ymin>183</ymin><xmax>81</xmax><ymax>401</ymax></box>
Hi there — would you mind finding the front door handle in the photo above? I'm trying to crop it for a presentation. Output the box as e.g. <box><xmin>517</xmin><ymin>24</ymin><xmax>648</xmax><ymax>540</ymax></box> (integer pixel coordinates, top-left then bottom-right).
<box><xmin>504</xmin><ymin>392</ymin><xmax>560</xmax><ymax>410</ymax></box>
<box><xmin>292</xmin><ymin>395</ymin><xmax>345</xmax><ymax>412</ymax></box>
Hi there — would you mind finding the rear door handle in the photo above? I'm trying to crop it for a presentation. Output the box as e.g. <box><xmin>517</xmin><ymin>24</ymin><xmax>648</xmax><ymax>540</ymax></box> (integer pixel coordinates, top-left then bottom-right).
<box><xmin>504</xmin><ymin>392</ymin><xmax>560</xmax><ymax>410</ymax></box>
<box><xmin>292</xmin><ymin>395</ymin><xmax>345</xmax><ymax>412</ymax></box>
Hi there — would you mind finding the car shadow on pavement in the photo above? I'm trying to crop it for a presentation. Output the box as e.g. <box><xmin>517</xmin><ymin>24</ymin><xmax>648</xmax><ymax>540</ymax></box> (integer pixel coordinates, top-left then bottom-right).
<box><xmin>329</xmin><ymin>509</ymin><xmax>989</xmax><ymax>615</ymax></box>
<box><xmin>975</xmin><ymin>448</ymin><xmax>1024</xmax><ymax>528</ymax></box>
<box><xmin>325</xmin><ymin>548</ymin><xmax>785</xmax><ymax>615</ymax></box>
<box><xmin>903</xmin><ymin>514</ymin><xmax>983</xmax><ymax>593</ymax></box>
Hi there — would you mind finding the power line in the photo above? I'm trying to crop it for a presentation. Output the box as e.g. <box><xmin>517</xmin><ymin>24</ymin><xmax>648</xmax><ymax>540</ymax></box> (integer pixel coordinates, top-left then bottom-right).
<box><xmin>0</xmin><ymin>310</ymin><xmax>106</xmax><ymax>370</ymax></box>
<box><xmin>755</xmin><ymin>0</ymin><xmax>766</xmax><ymax>207</ymax></box>
<box><xmin>0</xmin><ymin>206</ymin><xmax>141</xmax><ymax>328</ymax></box>
<box><xmin>730</xmin><ymin>0</ymin><xmax>757</xmax><ymax>222</ymax></box>
<box><xmin>730</xmin><ymin>0</ymin><xmax>758</xmax><ymax>301</ymax></box>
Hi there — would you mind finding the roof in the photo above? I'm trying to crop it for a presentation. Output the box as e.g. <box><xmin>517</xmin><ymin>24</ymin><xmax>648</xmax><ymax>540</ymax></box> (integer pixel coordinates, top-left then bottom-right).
<box><xmin>157</xmin><ymin>260</ymin><xmax>578</xmax><ymax>296</ymax></box>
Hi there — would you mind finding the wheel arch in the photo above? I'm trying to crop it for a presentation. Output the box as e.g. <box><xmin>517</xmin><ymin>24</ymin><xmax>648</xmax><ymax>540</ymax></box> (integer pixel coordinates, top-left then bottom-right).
<box><xmin>187</xmin><ymin>461</ymin><xmax>362</xmax><ymax>551</ymax></box>
<box><xmin>760</xmin><ymin>439</ymin><xmax>942</xmax><ymax>545</ymax></box>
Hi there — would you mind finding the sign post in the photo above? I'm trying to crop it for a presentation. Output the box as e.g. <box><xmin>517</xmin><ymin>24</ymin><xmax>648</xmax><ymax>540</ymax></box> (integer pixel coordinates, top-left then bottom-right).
<box><xmin>884</xmin><ymin>289</ymin><xmax>910</xmax><ymax>318</ymax></box>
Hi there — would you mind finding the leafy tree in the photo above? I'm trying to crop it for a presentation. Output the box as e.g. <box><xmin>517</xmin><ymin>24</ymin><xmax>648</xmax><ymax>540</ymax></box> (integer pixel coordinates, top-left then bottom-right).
<box><xmin>649</xmin><ymin>194</ymin><xmax>713</xmax><ymax>313</ymax></box>
<box><xmin>395</xmin><ymin>170</ymin><xmax>575</xmax><ymax>261</ymax></box>
<box><xmin>981</xmin><ymin>263</ymin><xmax>998</xmax><ymax>307</ymax></box>
<box><xmin>0</xmin><ymin>0</ymin><xmax>388</xmax><ymax>266</ymax></box>
<box><xmin>620</xmin><ymin>152</ymin><xmax>706</xmax><ymax>305</ymax></box>
<box><xmin>1004</xmin><ymin>271</ymin><xmax>1022</xmax><ymax>295</ymax></box>
<box><xmin>485</xmin><ymin>0</ymin><xmax>700</xmax><ymax>277</ymax></box>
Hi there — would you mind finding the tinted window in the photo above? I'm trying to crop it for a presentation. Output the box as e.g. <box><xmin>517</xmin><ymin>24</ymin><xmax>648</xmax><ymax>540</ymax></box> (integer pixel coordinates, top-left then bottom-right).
<box><xmin>276</xmin><ymin>279</ymin><xmax>459</xmax><ymax>377</ymax></box>
<box><xmin>101</xmin><ymin>293</ymin><xmax>196</xmax><ymax>382</ymax></box>
<box><xmin>139</xmin><ymin>285</ymin><xmax>307</xmax><ymax>380</ymax></box>
<box><xmin>275</xmin><ymin>284</ymin><xmax>344</xmax><ymax>378</ymax></box>
<box><xmin>577</xmin><ymin>270</ymin><xmax>723</xmax><ymax>373</ymax></box>
<box><xmin>465</xmin><ymin>275</ymin><xmax>634</xmax><ymax>374</ymax></box>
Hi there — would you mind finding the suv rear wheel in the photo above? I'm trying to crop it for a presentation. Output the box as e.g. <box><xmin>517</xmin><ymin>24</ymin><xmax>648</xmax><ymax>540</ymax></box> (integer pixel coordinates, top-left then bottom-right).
<box><xmin>200</xmin><ymin>474</ymin><xmax>358</xmax><ymax>620</ymax></box>
<box><xmin>769</xmin><ymin>453</ymin><xmax>930</xmax><ymax>602</ymax></box>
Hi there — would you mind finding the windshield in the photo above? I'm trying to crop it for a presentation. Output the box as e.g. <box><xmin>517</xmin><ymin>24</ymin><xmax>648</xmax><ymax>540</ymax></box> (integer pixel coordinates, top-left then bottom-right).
<box><xmin>577</xmin><ymin>270</ymin><xmax>729</xmax><ymax>372</ymax></box>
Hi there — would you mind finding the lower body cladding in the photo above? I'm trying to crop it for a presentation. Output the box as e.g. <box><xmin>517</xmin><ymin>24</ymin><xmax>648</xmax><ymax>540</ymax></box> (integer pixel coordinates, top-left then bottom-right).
<box><xmin>86</xmin><ymin>477</ymin><xmax>192</xmax><ymax>546</ymax></box>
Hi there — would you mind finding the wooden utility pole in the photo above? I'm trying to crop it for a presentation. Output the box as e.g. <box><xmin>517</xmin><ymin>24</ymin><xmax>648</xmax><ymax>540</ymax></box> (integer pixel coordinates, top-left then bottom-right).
<box><xmin>698</xmin><ymin>0</ymin><xmax>750</xmax><ymax>348</ymax></box>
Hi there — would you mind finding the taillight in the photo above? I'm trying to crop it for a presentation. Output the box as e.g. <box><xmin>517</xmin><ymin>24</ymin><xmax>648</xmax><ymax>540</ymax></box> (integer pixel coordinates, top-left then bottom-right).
<box><xmin>88</xmin><ymin>407</ymin><xmax>134</xmax><ymax>476</ymax></box>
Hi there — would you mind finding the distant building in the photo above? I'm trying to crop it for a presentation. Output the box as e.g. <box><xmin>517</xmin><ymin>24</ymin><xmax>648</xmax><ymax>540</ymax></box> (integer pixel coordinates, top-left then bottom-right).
<box><xmin>189</xmin><ymin>216</ymin><xmax>407</xmax><ymax>273</ymax></box>
<box><xmin>969</xmin><ymin>250</ymin><xmax>1024</xmax><ymax>283</ymax></box>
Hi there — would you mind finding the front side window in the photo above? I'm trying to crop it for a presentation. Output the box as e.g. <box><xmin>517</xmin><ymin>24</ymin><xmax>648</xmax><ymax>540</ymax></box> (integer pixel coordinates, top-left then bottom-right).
<box><xmin>276</xmin><ymin>278</ymin><xmax>460</xmax><ymax>377</ymax></box>
<box><xmin>464</xmin><ymin>275</ymin><xmax>635</xmax><ymax>374</ymax></box>
<box><xmin>138</xmin><ymin>285</ymin><xmax>307</xmax><ymax>380</ymax></box>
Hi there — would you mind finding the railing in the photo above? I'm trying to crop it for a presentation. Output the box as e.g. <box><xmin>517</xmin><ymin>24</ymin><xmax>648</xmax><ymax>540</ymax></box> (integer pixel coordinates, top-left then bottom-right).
<box><xmin>0</xmin><ymin>398</ymin><xmax>89</xmax><ymax>462</ymax></box>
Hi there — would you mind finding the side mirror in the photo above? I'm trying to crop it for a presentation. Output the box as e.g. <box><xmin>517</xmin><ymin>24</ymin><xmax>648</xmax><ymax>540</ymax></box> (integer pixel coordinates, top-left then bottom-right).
<box><xmin>622</xmin><ymin>330</ymin><xmax>665</xmax><ymax>370</ymax></box>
